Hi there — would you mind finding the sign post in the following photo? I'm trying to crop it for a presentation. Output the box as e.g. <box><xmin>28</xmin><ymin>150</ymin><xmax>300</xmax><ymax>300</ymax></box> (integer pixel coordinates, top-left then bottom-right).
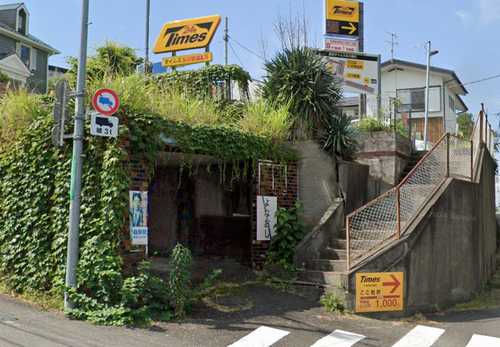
<box><xmin>65</xmin><ymin>0</ymin><xmax>89</xmax><ymax>311</ymax></box>
<box><xmin>355</xmin><ymin>272</ymin><xmax>404</xmax><ymax>313</ymax></box>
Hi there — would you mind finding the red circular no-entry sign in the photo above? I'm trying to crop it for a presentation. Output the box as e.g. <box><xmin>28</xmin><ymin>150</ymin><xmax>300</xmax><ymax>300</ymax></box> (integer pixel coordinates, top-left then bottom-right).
<box><xmin>92</xmin><ymin>88</ymin><xmax>120</xmax><ymax>116</ymax></box>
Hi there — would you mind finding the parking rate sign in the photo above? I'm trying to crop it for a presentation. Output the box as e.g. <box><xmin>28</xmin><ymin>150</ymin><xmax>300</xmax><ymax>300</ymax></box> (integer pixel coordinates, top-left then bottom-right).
<box><xmin>92</xmin><ymin>88</ymin><xmax>120</xmax><ymax>116</ymax></box>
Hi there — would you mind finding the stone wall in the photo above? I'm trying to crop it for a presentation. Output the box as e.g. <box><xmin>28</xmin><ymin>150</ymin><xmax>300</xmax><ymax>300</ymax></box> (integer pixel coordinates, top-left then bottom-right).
<box><xmin>251</xmin><ymin>161</ymin><xmax>298</xmax><ymax>269</ymax></box>
<box><xmin>356</xmin><ymin>132</ymin><xmax>412</xmax><ymax>201</ymax></box>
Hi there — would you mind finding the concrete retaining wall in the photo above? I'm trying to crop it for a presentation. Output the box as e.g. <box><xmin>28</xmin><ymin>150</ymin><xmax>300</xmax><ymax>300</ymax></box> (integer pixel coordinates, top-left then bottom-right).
<box><xmin>356</xmin><ymin>132</ymin><xmax>411</xmax><ymax>201</ymax></box>
<box><xmin>346</xmin><ymin>146</ymin><xmax>497</xmax><ymax>316</ymax></box>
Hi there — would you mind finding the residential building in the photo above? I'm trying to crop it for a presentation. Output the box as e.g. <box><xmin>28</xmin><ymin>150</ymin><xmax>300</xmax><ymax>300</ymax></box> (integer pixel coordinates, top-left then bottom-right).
<box><xmin>48</xmin><ymin>65</ymin><xmax>68</xmax><ymax>80</ymax></box>
<box><xmin>0</xmin><ymin>3</ymin><xmax>59</xmax><ymax>93</ymax></box>
<box><xmin>340</xmin><ymin>59</ymin><xmax>469</xmax><ymax>145</ymax></box>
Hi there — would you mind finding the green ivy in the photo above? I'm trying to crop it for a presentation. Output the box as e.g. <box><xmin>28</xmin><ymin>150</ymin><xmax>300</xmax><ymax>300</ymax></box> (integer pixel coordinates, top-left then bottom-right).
<box><xmin>156</xmin><ymin>64</ymin><xmax>251</xmax><ymax>100</ymax></box>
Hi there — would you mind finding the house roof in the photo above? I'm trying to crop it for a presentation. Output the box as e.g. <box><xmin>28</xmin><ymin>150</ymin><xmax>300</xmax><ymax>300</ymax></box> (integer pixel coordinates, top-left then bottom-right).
<box><xmin>381</xmin><ymin>59</ymin><xmax>468</xmax><ymax>96</ymax></box>
<box><xmin>0</xmin><ymin>21</ymin><xmax>59</xmax><ymax>54</ymax></box>
<box><xmin>0</xmin><ymin>3</ymin><xmax>58</xmax><ymax>54</ymax></box>
<box><xmin>0</xmin><ymin>3</ymin><xmax>24</xmax><ymax>11</ymax></box>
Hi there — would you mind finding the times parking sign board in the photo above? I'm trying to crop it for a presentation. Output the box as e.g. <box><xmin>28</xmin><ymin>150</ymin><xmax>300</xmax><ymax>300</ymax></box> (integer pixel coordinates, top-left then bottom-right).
<box><xmin>91</xmin><ymin>113</ymin><xmax>119</xmax><ymax>138</ymax></box>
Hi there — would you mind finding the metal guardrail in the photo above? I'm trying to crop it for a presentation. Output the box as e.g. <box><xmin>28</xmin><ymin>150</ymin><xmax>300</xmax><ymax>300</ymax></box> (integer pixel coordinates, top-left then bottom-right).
<box><xmin>346</xmin><ymin>109</ymin><xmax>495</xmax><ymax>271</ymax></box>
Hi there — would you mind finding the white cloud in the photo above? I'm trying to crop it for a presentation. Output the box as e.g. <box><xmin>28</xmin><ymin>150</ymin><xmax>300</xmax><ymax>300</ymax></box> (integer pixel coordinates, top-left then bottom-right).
<box><xmin>480</xmin><ymin>0</ymin><xmax>500</xmax><ymax>24</ymax></box>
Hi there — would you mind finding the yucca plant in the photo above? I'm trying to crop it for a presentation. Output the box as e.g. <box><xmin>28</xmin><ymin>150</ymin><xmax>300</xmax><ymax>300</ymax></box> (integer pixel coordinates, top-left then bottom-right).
<box><xmin>262</xmin><ymin>47</ymin><xmax>342</xmax><ymax>140</ymax></box>
<box><xmin>322</xmin><ymin>113</ymin><xmax>358</xmax><ymax>160</ymax></box>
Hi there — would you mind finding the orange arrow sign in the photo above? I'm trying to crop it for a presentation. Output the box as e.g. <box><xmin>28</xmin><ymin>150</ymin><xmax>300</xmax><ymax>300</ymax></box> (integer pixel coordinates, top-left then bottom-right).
<box><xmin>383</xmin><ymin>274</ymin><xmax>401</xmax><ymax>293</ymax></box>
<box><xmin>340</xmin><ymin>22</ymin><xmax>357</xmax><ymax>35</ymax></box>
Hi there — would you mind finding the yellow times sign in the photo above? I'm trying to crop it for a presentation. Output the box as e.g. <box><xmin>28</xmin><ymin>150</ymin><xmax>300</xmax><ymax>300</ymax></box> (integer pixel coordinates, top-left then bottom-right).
<box><xmin>154</xmin><ymin>15</ymin><xmax>221</xmax><ymax>54</ymax></box>
<box><xmin>162</xmin><ymin>52</ymin><xmax>213</xmax><ymax>68</ymax></box>
<box><xmin>326</xmin><ymin>0</ymin><xmax>360</xmax><ymax>23</ymax></box>
<box><xmin>355</xmin><ymin>272</ymin><xmax>404</xmax><ymax>313</ymax></box>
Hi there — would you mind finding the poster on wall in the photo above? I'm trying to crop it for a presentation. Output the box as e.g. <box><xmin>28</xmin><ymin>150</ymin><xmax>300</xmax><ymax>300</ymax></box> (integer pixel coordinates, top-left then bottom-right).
<box><xmin>129</xmin><ymin>191</ymin><xmax>148</xmax><ymax>245</ymax></box>
<box><xmin>257</xmin><ymin>196</ymin><xmax>278</xmax><ymax>241</ymax></box>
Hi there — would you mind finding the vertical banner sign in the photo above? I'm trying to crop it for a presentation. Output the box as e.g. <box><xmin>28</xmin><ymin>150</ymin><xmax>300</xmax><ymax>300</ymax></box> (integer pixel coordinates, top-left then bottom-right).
<box><xmin>257</xmin><ymin>196</ymin><xmax>277</xmax><ymax>241</ymax></box>
<box><xmin>129</xmin><ymin>191</ymin><xmax>148</xmax><ymax>245</ymax></box>
<box><xmin>355</xmin><ymin>272</ymin><xmax>404</xmax><ymax>313</ymax></box>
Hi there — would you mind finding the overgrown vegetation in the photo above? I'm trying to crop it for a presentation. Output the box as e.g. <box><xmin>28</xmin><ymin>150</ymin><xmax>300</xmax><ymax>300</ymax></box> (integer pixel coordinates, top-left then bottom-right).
<box><xmin>266</xmin><ymin>202</ymin><xmax>305</xmax><ymax>270</ymax></box>
<box><xmin>322</xmin><ymin>113</ymin><xmax>358</xmax><ymax>160</ymax></box>
<box><xmin>457</xmin><ymin>112</ymin><xmax>475</xmax><ymax>139</ymax></box>
<box><xmin>0</xmin><ymin>42</ymin><xmax>299</xmax><ymax>326</ymax></box>
<box><xmin>262</xmin><ymin>47</ymin><xmax>342</xmax><ymax>140</ymax></box>
<box><xmin>357</xmin><ymin>117</ymin><xmax>409</xmax><ymax>138</ymax></box>
<box><xmin>320</xmin><ymin>292</ymin><xmax>345</xmax><ymax>313</ymax></box>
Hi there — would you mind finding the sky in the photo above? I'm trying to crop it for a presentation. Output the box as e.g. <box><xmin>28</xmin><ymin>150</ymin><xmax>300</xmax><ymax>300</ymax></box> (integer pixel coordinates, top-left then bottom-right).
<box><xmin>17</xmin><ymin>0</ymin><xmax>500</xmax><ymax>119</ymax></box>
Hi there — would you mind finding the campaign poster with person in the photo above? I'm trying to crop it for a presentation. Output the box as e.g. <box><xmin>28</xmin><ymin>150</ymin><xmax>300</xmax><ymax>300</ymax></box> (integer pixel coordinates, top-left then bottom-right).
<box><xmin>129</xmin><ymin>191</ymin><xmax>148</xmax><ymax>245</ymax></box>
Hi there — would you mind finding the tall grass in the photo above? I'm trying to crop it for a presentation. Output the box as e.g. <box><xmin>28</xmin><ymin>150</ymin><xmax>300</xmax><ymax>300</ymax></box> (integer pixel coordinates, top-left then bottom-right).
<box><xmin>238</xmin><ymin>101</ymin><xmax>291</xmax><ymax>141</ymax></box>
<box><xmin>90</xmin><ymin>74</ymin><xmax>292</xmax><ymax>142</ymax></box>
<box><xmin>0</xmin><ymin>89</ymin><xmax>44</xmax><ymax>152</ymax></box>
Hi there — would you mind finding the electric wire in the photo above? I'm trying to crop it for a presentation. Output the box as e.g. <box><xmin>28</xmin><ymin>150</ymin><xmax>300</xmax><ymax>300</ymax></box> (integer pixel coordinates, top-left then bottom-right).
<box><xmin>227</xmin><ymin>35</ymin><xmax>266</xmax><ymax>61</ymax></box>
<box><xmin>228</xmin><ymin>41</ymin><xmax>245</xmax><ymax>68</ymax></box>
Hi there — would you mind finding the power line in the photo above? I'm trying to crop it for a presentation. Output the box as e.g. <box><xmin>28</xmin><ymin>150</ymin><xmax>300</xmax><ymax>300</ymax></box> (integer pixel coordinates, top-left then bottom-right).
<box><xmin>228</xmin><ymin>41</ymin><xmax>245</xmax><ymax>68</ymax></box>
<box><xmin>447</xmin><ymin>73</ymin><xmax>500</xmax><ymax>89</ymax></box>
<box><xmin>228</xmin><ymin>35</ymin><xmax>266</xmax><ymax>61</ymax></box>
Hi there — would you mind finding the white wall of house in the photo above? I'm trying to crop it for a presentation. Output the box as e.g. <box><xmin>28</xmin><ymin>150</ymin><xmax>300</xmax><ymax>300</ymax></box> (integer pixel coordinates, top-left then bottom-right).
<box><xmin>366</xmin><ymin>65</ymin><xmax>465</xmax><ymax>134</ymax></box>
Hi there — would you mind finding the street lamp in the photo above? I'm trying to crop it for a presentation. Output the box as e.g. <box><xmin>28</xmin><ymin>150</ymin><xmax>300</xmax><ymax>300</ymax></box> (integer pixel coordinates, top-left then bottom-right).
<box><xmin>145</xmin><ymin>0</ymin><xmax>151</xmax><ymax>74</ymax></box>
<box><xmin>423</xmin><ymin>41</ymin><xmax>439</xmax><ymax>150</ymax></box>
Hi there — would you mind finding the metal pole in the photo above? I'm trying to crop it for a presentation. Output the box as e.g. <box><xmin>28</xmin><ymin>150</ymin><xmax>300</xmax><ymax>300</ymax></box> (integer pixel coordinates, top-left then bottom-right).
<box><xmin>145</xmin><ymin>0</ymin><xmax>151</xmax><ymax>73</ymax></box>
<box><xmin>224</xmin><ymin>17</ymin><xmax>229</xmax><ymax>66</ymax></box>
<box><xmin>65</xmin><ymin>0</ymin><xmax>89</xmax><ymax>310</ymax></box>
<box><xmin>396</xmin><ymin>188</ymin><xmax>401</xmax><ymax>239</ymax></box>
<box><xmin>377</xmin><ymin>54</ymin><xmax>382</xmax><ymax>120</ymax></box>
<box><xmin>446</xmin><ymin>134</ymin><xmax>450</xmax><ymax>177</ymax></box>
<box><xmin>423</xmin><ymin>41</ymin><xmax>431</xmax><ymax>150</ymax></box>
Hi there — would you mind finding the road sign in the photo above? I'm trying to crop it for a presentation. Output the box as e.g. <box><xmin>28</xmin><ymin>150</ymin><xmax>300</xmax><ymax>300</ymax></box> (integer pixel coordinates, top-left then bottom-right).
<box><xmin>153</xmin><ymin>15</ymin><xmax>221</xmax><ymax>54</ymax></box>
<box><xmin>324</xmin><ymin>36</ymin><xmax>359</xmax><ymax>52</ymax></box>
<box><xmin>316</xmin><ymin>50</ymin><xmax>380</xmax><ymax>95</ymax></box>
<box><xmin>326</xmin><ymin>0</ymin><xmax>360</xmax><ymax>23</ymax></box>
<box><xmin>52</xmin><ymin>79</ymin><xmax>70</xmax><ymax>147</ymax></box>
<box><xmin>355</xmin><ymin>272</ymin><xmax>404</xmax><ymax>313</ymax></box>
<box><xmin>326</xmin><ymin>20</ymin><xmax>359</xmax><ymax>36</ymax></box>
<box><xmin>90</xmin><ymin>113</ymin><xmax>119</xmax><ymax>138</ymax></box>
<box><xmin>92</xmin><ymin>88</ymin><xmax>120</xmax><ymax>116</ymax></box>
<box><xmin>162</xmin><ymin>52</ymin><xmax>213</xmax><ymax>68</ymax></box>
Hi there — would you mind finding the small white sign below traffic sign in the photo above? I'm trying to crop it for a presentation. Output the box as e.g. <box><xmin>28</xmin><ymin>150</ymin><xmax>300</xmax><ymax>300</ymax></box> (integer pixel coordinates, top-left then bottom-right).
<box><xmin>90</xmin><ymin>113</ymin><xmax>119</xmax><ymax>138</ymax></box>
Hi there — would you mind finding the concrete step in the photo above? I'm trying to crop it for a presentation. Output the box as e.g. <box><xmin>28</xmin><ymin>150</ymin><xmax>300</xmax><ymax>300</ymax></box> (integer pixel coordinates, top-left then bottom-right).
<box><xmin>308</xmin><ymin>259</ymin><xmax>347</xmax><ymax>272</ymax></box>
<box><xmin>320</xmin><ymin>247</ymin><xmax>363</xmax><ymax>260</ymax></box>
<box><xmin>296</xmin><ymin>269</ymin><xmax>346</xmax><ymax>286</ymax></box>
<box><xmin>331</xmin><ymin>238</ymin><xmax>383</xmax><ymax>250</ymax></box>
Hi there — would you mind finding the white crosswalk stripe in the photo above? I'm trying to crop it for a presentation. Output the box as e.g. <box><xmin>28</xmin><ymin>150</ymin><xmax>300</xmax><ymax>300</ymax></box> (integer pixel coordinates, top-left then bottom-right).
<box><xmin>227</xmin><ymin>326</ymin><xmax>289</xmax><ymax>347</ymax></box>
<box><xmin>391</xmin><ymin>325</ymin><xmax>445</xmax><ymax>347</ymax></box>
<box><xmin>227</xmin><ymin>324</ymin><xmax>500</xmax><ymax>347</ymax></box>
<box><xmin>310</xmin><ymin>329</ymin><xmax>365</xmax><ymax>347</ymax></box>
<box><xmin>466</xmin><ymin>334</ymin><xmax>500</xmax><ymax>346</ymax></box>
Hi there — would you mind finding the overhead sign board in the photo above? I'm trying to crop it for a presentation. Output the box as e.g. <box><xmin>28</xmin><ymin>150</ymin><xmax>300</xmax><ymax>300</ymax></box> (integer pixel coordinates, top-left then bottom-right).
<box><xmin>316</xmin><ymin>50</ymin><xmax>380</xmax><ymax>95</ymax></box>
<box><xmin>355</xmin><ymin>272</ymin><xmax>404</xmax><ymax>313</ymax></box>
<box><xmin>326</xmin><ymin>0</ymin><xmax>360</xmax><ymax>23</ymax></box>
<box><xmin>324</xmin><ymin>36</ymin><xmax>359</xmax><ymax>52</ymax></box>
<box><xmin>326</xmin><ymin>20</ymin><xmax>359</xmax><ymax>36</ymax></box>
<box><xmin>153</xmin><ymin>15</ymin><xmax>221</xmax><ymax>54</ymax></box>
<box><xmin>92</xmin><ymin>88</ymin><xmax>120</xmax><ymax>116</ymax></box>
<box><xmin>162</xmin><ymin>52</ymin><xmax>213</xmax><ymax>68</ymax></box>
<box><xmin>91</xmin><ymin>113</ymin><xmax>119</xmax><ymax>138</ymax></box>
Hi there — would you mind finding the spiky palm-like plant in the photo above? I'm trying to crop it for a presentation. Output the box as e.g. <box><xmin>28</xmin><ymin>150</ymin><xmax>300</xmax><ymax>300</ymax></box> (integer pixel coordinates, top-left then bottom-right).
<box><xmin>322</xmin><ymin>113</ymin><xmax>358</xmax><ymax>160</ymax></box>
<box><xmin>262</xmin><ymin>47</ymin><xmax>342</xmax><ymax>140</ymax></box>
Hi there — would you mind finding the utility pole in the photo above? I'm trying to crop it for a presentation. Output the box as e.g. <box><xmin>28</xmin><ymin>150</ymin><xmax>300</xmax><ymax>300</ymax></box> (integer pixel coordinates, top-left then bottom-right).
<box><xmin>224</xmin><ymin>16</ymin><xmax>229</xmax><ymax>66</ymax></box>
<box><xmin>65</xmin><ymin>0</ymin><xmax>89</xmax><ymax>310</ymax></box>
<box><xmin>386</xmin><ymin>32</ymin><xmax>398</xmax><ymax>60</ymax></box>
<box><xmin>423</xmin><ymin>41</ymin><xmax>439</xmax><ymax>150</ymax></box>
<box><xmin>145</xmin><ymin>0</ymin><xmax>151</xmax><ymax>74</ymax></box>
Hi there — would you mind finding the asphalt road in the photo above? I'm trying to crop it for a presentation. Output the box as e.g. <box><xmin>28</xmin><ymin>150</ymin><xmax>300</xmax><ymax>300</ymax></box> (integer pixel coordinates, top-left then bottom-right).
<box><xmin>0</xmin><ymin>285</ymin><xmax>500</xmax><ymax>346</ymax></box>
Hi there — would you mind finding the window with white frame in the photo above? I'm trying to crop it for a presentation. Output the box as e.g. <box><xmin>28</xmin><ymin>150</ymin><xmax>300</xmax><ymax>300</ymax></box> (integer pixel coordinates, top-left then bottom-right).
<box><xmin>396</xmin><ymin>86</ymin><xmax>442</xmax><ymax>113</ymax></box>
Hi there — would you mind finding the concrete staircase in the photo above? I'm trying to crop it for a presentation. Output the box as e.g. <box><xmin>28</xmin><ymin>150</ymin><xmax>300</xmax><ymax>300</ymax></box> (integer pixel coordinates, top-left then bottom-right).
<box><xmin>399</xmin><ymin>151</ymin><xmax>426</xmax><ymax>182</ymax></box>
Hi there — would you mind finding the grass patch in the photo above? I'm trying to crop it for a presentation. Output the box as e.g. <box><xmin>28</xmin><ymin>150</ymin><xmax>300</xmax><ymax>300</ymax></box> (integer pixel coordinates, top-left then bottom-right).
<box><xmin>0</xmin><ymin>281</ymin><xmax>63</xmax><ymax>311</ymax></box>
<box><xmin>453</xmin><ymin>265</ymin><xmax>500</xmax><ymax>311</ymax></box>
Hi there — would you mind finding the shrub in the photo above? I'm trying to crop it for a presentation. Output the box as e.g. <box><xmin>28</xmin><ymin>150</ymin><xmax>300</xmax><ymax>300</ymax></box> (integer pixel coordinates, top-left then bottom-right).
<box><xmin>267</xmin><ymin>202</ymin><xmax>305</xmax><ymax>270</ymax></box>
<box><xmin>322</xmin><ymin>113</ymin><xmax>358</xmax><ymax>160</ymax></box>
<box><xmin>262</xmin><ymin>47</ymin><xmax>342</xmax><ymax>140</ymax></box>
<box><xmin>320</xmin><ymin>292</ymin><xmax>345</xmax><ymax>313</ymax></box>
<box><xmin>238</xmin><ymin>100</ymin><xmax>291</xmax><ymax>141</ymax></box>
<box><xmin>168</xmin><ymin>244</ymin><xmax>193</xmax><ymax>318</ymax></box>
<box><xmin>357</xmin><ymin>117</ymin><xmax>388</xmax><ymax>133</ymax></box>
